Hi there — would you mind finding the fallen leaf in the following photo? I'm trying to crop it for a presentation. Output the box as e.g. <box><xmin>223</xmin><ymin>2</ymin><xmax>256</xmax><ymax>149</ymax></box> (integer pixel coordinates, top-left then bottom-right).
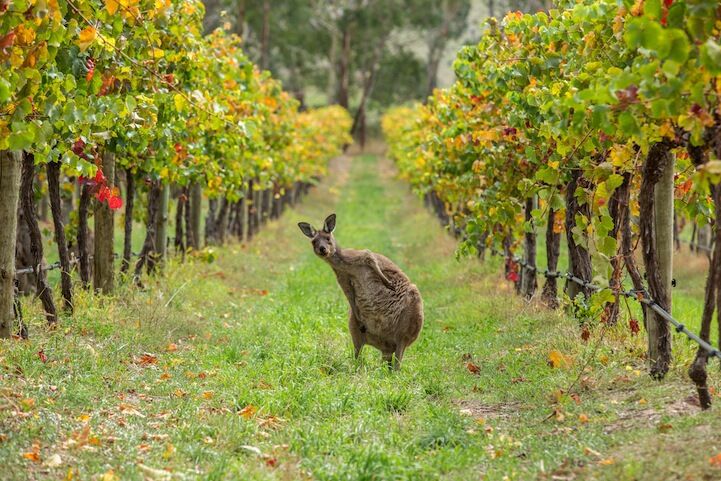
<box><xmin>466</xmin><ymin>362</ymin><xmax>481</xmax><ymax>375</ymax></box>
<box><xmin>45</xmin><ymin>453</ymin><xmax>62</xmax><ymax>467</ymax></box>
<box><xmin>584</xmin><ymin>446</ymin><xmax>602</xmax><ymax>457</ymax></box>
<box><xmin>136</xmin><ymin>353</ymin><xmax>158</xmax><ymax>366</ymax></box>
<box><xmin>548</xmin><ymin>350</ymin><xmax>570</xmax><ymax>369</ymax></box>
<box><xmin>240</xmin><ymin>445</ymin><xmax>262</xmax><ymax>455</ymax></box>
<box><xmin>162</xmin><ymin>443</ymin><xmax>175</xmax><ymax>460</ymax></box>
<box><xmin>137</xmin><ymin>464</ymin><xmax>171</xmax><ymax>480</ymax></box>
<box><xmin>658</xmin><ymin>423</ymin><xmax>673</xmax><ymax>433</ymax></box>
<box><xmin>239</xmin><ymin>404</ymin><xmax>257</xmax><ymax>419</ymax></box>
<box><xmin>100</xmin><ymin>469</ymin><xmax>119</xmax><ymax>481</ymax></box>
<box><xmin>710</xmin><ymin>453</ymin><xmax>721</xmax><ymax>466</ymax></box>
<box><xmin>22</xmin><ymin>451</ymin><xmax>40</xmax><ymax>462</ymax></box>
<box><xmin>165</xmin><ymin>343</ymin><xmax>178</xmax><ymax>352</ymax></box>
<box><xmin>598</xmin><ymin>458</ymin><xmax>615</xmax><ymax>465</ymax></box>
<box><xmin>578</xmin><ymin>413</ymin><xmax>589</xmax><ymax>424</ymax></box>
<box><xmin>38</xmin><ymin>350</ymin><xmax>48</xmax><ymax>363</ymax></box>
<box><xmin>581</xmin><ymin>327</ymin><xmax>590</xmax><ymax>342</ymax></box>
<box><xmin>202</xmin><ymin>391</ymin><xmax>214</xmax><ymax>400</ymax></box>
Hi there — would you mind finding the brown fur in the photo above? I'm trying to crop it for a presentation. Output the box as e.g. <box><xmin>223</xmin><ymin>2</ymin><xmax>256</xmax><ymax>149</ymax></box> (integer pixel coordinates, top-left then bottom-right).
<box><xmin>298</xmin><ymin>214</ymin><xmax>423</xmax><ymax>369</ymax></box>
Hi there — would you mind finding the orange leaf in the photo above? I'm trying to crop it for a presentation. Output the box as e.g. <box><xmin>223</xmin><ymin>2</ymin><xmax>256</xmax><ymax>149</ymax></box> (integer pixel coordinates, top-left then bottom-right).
<box><xmin>22</xmin><ymin>451</ymin><xmax>40</xmax><ymax>462</ymax></box>
<box><xmin>239</xmin><ymin>405</ymin><xmax>257</xmax><ymax>419</ymax></box>
<box><xmin>710</xmin><ymin>453</ymin><xmax>721</xmax><ymax>466</ymax></box>
<box><xmin>548</xmin><ymin>350</ymin><xmax>570</xmax><ymax>369</ymax></box>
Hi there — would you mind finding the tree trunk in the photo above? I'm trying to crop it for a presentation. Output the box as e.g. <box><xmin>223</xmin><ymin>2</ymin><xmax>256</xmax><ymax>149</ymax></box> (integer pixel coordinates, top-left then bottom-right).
<box><xmin>235</xmin><ymin>0</ymin><xmax>246</xmax><ymax>37</ymax></box>
<box><xmin>639</xmin><ymin>142</ymin><xmax>674</xmax><ymax>379</ymax></box>
<box><xmin>21</xmin><ymin>153</ymin><xmax>57</xmax><ymax>325</ymax></box>
<box><xmin>155</xmin><ymin>182</ymin><xmax>170</xmax><ymax>262</ymax></box>
<box><xmin>47</xmin><ymin>161</ymin><xmax>73</xmax><ymax>312</ymax></box>
<box><xmin>189</xmin><ymin>182</ymin><xmax>202</xmax><ymax>250</ymax></box>
<box><xmin>122</xmin><ymin>168</ymin><xmax>135</xmax><ymax>274</ymax></box>
<box><xmin>205</xmin><ymin>198</ymin><xmax>218</xmax><ymax>245</ymax></box>
<box><xmin>565</xmin><ymin>169</ymin><xmax>593</xmax><ymax>301</ymax></box>
<box><xmin>689</xmin><ymin>184</ymin><xmax>720</xmax><ymax>409</ymax></box>
<box><xmin>94</xmin><ymin>151</ymin><xmax>115</xmax><ymax>294</ymax></box>
<box><xmin>217</xmin><ymin>198</ymin><xmax>230</xmax><ymax>245</ymax></box>
<box><xmin>254</xmin><ymin>183</ymin><xmax>262</xmax><ymax>234</ymax></box>
<box><xmin>337</xmin><ymin>23</ymin><xmax>351</xmax><ymax>109</ymax></box>
<box><xmin>77</xmin><ymin>183</ymin><xmax>92</xmax><ymax>287</ymax></box>
<box><xmin>541</xmin><ymin>207</ymin><xmax>561</xmax><ymax>308</ymax></box>
<box><xmin>691</xmin><ymin>222</ymin><xmax>697</xmax><ymax>253</ymax></box>
<box><xmin>184</xmin><ymin>187</ymin><xmax>192</xmax><ymax>252</ymax></box>
<box><xmin>134</xmin><ymin>181</ymin><xmax>161</xmax><ymax>281</ymax></box>
<box><xmin>521</xmin><ymin>196</ymin><xmax>537</xmax><ymax>299</ymax></box>
<box><xmin>605</xmin><ymin>177</ymin><xmax>625</xmax><ymax>325</ymax></box>
<box><xmin>260</xmin><ymin>0</ymin><xmax>270</xmax><ymax>71</ymax></box>
<box><xmin>618</xmin><ymin>172</ymin><xmax>649</xmax><ymax>328</ymax></box>
<box><xmin>175</xmin><ymin>188</ymin><xmax>185</xmax><ymax>255</ymax></box>
<box><xmin>240</xmin><ymin>192</ymin><xmax>248</xmax><ymax>241</ymax></box>
<box><xmin>0</xmin><ymin>151</ymin><xmax>22</xmax><ymax>338</ymax></box>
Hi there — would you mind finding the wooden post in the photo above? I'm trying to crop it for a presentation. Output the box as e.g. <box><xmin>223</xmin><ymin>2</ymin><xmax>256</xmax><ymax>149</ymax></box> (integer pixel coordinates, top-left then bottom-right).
<box><xmin>0</xmin><ymin>151</ymin><xmax>22</xmax><ymax>338</ymax></box>
<box><xmin>640</xmin><ymin>142</ymin><xmax>674</xmax><ymax>379</ymax></box>
<box><xmin>652</xmin><ymin>150</ymin><xmax>674</xmax><ymax>376</ymax></box>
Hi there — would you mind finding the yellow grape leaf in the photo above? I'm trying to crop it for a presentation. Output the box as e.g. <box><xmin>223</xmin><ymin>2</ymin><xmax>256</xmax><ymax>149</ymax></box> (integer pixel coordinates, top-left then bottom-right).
<box><xmin>77</xmin><ymin>26</ymin><xmax>97</xmax><ymax>52</ymax></box>
<box><xmin>149</xmin><ymin>48</ymin><xmax>164</xmax><ymax>59</ymax></box>
<box><xmin>15</xmin><ymin>24</ymin><xmax>36</xmax><ymax>45</ymax></box>
<box><xmin>105</xmin><ymin>0</ymin><xmax>119</xmax><ymax>15</ymax></box>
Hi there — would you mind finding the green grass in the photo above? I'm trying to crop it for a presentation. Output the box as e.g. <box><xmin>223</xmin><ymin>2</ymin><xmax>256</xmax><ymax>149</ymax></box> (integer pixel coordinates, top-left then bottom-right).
<box><xmin>2</xmin><ymin>154</ymin><xmax>721</xmax><ymax>480</ymax></box>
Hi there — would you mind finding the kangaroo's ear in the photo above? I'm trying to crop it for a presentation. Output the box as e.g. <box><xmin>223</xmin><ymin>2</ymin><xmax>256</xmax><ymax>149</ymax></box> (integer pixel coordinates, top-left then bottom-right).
<box><xmin>323</xmin><ymin>213</ymin><xmax>336</xmax><ymax>233</ymax></box>
<box><xmin>298</xmin><ymin>222</ymin><xmax>316</xmax><ymax>238</ymax></box>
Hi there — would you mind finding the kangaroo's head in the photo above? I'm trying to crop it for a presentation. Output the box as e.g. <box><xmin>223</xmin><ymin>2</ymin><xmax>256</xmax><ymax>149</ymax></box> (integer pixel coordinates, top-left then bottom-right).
<box><xmin>298</xmin><ymin>213</ymin><xmax>337</xmax><ymax>258</ymax></box>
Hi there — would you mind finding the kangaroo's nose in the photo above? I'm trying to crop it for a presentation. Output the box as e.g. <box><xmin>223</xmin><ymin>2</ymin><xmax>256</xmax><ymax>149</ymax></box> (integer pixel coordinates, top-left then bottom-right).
<box><xmin>319</xmin><ymin>246</ymin><xmax>328</xmax><ymax>255</ymax></box>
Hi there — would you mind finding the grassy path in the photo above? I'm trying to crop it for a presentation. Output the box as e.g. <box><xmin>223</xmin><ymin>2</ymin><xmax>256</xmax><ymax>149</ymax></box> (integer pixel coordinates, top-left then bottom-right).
<box><xmin>2</xmin><ymin>155</ymin><xmax>721</xmax><ymax>480</ymax></box>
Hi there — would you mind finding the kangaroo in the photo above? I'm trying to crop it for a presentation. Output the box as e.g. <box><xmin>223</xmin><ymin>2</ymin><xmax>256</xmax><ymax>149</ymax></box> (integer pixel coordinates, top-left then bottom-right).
<box><xmin>298</xmin><ymin>213</ymin><xmax>423</xmax><ymax>369</ymax></box>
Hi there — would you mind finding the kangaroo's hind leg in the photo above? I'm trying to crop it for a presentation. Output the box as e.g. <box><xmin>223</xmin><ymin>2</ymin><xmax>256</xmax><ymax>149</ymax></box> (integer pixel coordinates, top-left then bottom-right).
<box><xmin>348</xmin><ymin>309</ymin><xmax>365</xmax><ymax>360</ymax></box>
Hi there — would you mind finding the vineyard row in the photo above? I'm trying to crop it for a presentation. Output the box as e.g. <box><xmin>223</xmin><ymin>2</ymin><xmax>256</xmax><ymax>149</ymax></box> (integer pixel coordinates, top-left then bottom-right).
<box><xmin>0</xmin><ymin>0</ymin><xmax>352</xmax><ymax>339</ymax></box>
<box><xmin>383</xmin><ymin>0</ymin><xmax>721</xmax><ymax>408</ymax></box>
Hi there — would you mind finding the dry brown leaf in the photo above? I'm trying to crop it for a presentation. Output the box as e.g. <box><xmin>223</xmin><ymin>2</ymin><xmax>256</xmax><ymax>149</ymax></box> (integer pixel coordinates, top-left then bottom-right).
<box><xmin>466</xmin><ymin>362</ymin><xmax>481</xmax><ymax>375</ymax></box>
<box><xmin>136</xmin><ymin>353</ymin><xmax>158</xmax><ymax>366</ymax></box>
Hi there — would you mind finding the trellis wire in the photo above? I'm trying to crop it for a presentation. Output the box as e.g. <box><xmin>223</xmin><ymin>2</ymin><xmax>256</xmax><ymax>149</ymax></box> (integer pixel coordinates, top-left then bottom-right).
<box><xmin>510</xmin><ymin>254</ymin><xmax>721</xmax><ymax>360</ymax></box>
